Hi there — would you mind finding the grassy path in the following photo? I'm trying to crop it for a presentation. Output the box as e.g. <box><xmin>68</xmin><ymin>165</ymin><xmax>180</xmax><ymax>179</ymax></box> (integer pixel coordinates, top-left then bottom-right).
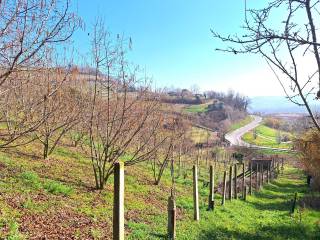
<box><xmin>162</xmin><ymin>167</ymin><xmax>320</xmax><ymax>240</ymax></box>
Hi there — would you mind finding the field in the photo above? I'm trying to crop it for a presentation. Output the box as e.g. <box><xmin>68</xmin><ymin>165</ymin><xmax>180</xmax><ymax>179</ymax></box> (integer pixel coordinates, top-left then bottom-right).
<box><xmin>184</xmin><ymin>103</ymin><xmax>210</xmax><ymax>113</ymax></box>
<box><xmin>1</xmin><ymin>139</ymin><xmax>319</xmax><ymax>239</ymax></box>
<box><xmin>242</xmin><ymin>125</ymin><xmax>293</xmax><ymax>149</ymax></box>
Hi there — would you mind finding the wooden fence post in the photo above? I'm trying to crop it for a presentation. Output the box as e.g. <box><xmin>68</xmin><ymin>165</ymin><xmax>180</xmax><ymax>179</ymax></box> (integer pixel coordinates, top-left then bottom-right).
<box><xmin>234</xmin><ymin>164</ymin><xmax>238</xmax><ymax>199</ymax></box>
<box><xmin>274</xmin><ymin>159</ymin><xmax>277</xmax><ymax>178</ymax></box>
<box><xmin>267</xmin><ymin>162</ymin><xmax>270</xmax><ymax>183</ymax></box>
<box><xmin>113</xmin><ymin>162</ymin><xmax>125</xmax><ymax>240</ymax></box>
<box><xmin>259</xmin><ymin>163</ymin><xmax>262</xmax><ymax>189</ymax></box>
<box><xmin>193</xmin><ymin>165</ymin><xmax>199</xmax><ymax>221</ymax></box>
<box><xmin>272</xmin><ymin>159</ymin><xmax>275</xmax><ymax>179</ymax></box>
<box><xmin>229</xmin><ymin>165</ymin><xmax>233</xmax><ymax>200</ymax></box>
<box><xmin>249</xmin><ymin>162</ymin><xmax>252</xmax><ymax>195</ymax></box>
<box><xmin>270</xmin><ymin>159</ymin><xmax>273</xmax><ymax>181</ymax></box>
<box><xmin>167</xmin><ymin>192</ymin><xmax>176</xmax><ymax>239</ymax></box>
<box><xmin>291</xmin><ymin>192</ymin><xmax>298</xmax><ymax>214</ymax></box>
<box><xmin>261</xmin><ymin>163</ymin><xmax>264</xmax><ymax>186</ymax></box>
<box><xmin>196</xmin><ymin>150</ymin><xmax>200</xmax><ymax>176</ymax></box>
<box><xmin>256</xmin><ymin>163</ymin><xmax>259</xmax><ymax>190</ymax></box>
<box><xmin>242</xmin><ymin>163</ymin><xmax>245</xmax><ymax>199</ymax></box>
<box><xmin>178</xmin><ymin>148</ymin><xmax>182</xmax><ymax>177</ymax></box>
<box><xmin>222</xmin><ymin>170</ymin><xmax>227</xmax><ymax>206</ymax></box>
<box><xmin>208</xmin><ymin>165</ymin><xmax>215</xmax><ymax>210</ymax></box>
<box><xmin>244</xmin><ymin>185</ymin><xmax>247</xmax><ymax>201</ymax></box>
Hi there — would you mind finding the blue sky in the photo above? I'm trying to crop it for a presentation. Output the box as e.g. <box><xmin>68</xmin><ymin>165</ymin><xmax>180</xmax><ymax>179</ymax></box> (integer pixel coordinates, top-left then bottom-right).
<box><xmin>72</xmin><ymin>0</ymin><xmax>284</xmax><ymax>96</ymax></box>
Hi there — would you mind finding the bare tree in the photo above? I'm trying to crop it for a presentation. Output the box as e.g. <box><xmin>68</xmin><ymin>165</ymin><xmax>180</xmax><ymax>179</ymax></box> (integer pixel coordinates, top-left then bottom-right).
<box><xmin>0</xmin><ymin>0</ymin><xmax>80</xmax><ymax>147</ymax></box>
<box><xmin>212</xmin><ymin>0</ymin><xmax>320</xmax><ymax>130</ymax></box>
<box><xmin>151</xmin><ymin>115</ymin><xmax>189</xmax><ymax>185</ymax></box>
<box><xmin>190</xmin><ymin>84</ymin><xmax>200</xmax><ymax>95</ymax></box>
<box><xmin>0</xmin><ymin>59</ymin><xmax>86</xmax><ymax>158</ymax></box>
<box><xmin>32</xmin><ymin>67</ymin><xmax>86</xmax><ymax>159</ymax></box>
<box><xmin>0</xmin><ymin>0</ymin><xmax>80</xmax><ymax>86</ymax></box>
<box><xmin>86</xmin><ymin>20</ymin><xmax>166</xmax><ymax>189</ymax></box>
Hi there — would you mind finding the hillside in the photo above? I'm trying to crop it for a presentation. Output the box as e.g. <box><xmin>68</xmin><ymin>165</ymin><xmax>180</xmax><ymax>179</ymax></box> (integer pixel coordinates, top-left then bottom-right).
<box><xmin>1</xmin><ymin>143</ymin><xmax>320</xmax><ymax>239</ymax></box>
<box><xmin>2</xmin><ymin>1</ymin><xmax>320</xmax><ymax>239</ymax></box>
<box><xmin>181</xmin><ymin>102</ymin><xmax>247</xmax><ymax>134</ymax></box>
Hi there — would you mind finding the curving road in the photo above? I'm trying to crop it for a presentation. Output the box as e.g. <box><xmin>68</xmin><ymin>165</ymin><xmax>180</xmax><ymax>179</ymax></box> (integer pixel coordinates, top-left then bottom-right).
<box><xmin>225</xmin><ymin>115</ymin><xmax>294</xmax><ymax>152</ymax></box>
<box><xmin>225</xmin><ymin>115</ymin><xmax>262</xmax><ymax>147</ymax></box>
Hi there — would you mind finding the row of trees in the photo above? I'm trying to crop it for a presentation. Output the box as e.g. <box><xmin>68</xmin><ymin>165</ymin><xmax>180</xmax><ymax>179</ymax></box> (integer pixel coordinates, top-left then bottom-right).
<box><xmin>0</xmin><ymin>1</ymin><xmax>191</xmax><ymax>190</ymax></box>
<box><xmin>0</xmin><ymin>0</ymin><xmax>80</xmax><ymax>147</ymax></box>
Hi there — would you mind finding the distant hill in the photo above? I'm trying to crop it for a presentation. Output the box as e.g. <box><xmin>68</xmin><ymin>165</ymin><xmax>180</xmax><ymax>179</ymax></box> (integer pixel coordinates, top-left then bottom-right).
<box><xmin>249</xmin><ymin>96</ymin><xmax>319</xmax><ymax>114</ymax></box>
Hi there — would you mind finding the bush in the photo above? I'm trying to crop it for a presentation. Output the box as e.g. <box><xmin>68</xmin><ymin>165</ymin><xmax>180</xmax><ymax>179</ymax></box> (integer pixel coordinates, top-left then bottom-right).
<box><xmin>295</xmin><ymin>130</ymin><xmax>320</xmax><ymax>190</ymax></box>
<box><xmin>281</xmin><ymin>134</ymin><xmax>290</xmax><ymax>142</ymax></box>
<box><xmin>264</xmin><ymin>117</ymin><xmax>282</xmax><ymax>129</ymax></box>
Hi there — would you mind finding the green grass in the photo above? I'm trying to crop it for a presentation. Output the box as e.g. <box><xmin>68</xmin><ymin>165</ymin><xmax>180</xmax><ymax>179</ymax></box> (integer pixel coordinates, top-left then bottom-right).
<box><xmin>243</xmin><ymin>125</ymin><xmax>293</xmax><ymax>149</ymax></box>
<box><xmin>184</xmin><ymin>103</ymin><xmax>210</xmax><ymax>113</ymax></box>
<box><xmin>252</xmin><ymin>125</ymin><xmax>294</xmax><ymax>140</ymax></box>
<box><xmin>127</xmin><ymin>167</ymin><xmax>320</xmax><ymax>240</ymax></box>
<box><xmin>43</xmin><ymin>179</ymin><xmax>74</xmax><ymax>196</ymax></box>
<box><xmin>20</xmin><ymin>171</ymin><xmax>42</xmax><ymax>190</ymax></box>
<box><xmin>20</xmin><ymin>170</ymin><xmax>73</xmax><ymax>196</ymax></box>
<box><xmin>0</xmin><ymin>140</ymin><xmax>319</xmax><ymax>239</ymax></box>
<box><xmin>254</xmin><ymin>148</ymin><xmax>297</xmax><ymax>157</ymax></box>
<box><xmin>229</xmin><ymin>115</ymin><xmax>254</xmax><ymax>132</ymax></box>
<box><xmin>255</xmin><ymin>125</ymin><xmax>293</xmax><ymax>139</ymax></box>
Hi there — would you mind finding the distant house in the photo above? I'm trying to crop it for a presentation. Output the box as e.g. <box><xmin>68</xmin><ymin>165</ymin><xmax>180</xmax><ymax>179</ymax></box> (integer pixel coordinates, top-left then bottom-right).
<box><xmin>208</xmin><ymin>101</ymin><xmax>224</xmax><ymax>111</ymax></box>
<box><xmin>194</xmin><ymin>93</ymin><xmax>204</xmax><ymax>98</ymax></box>
<box><xmin>168</xmin><ymin>91</ymin><xmax>179</xmax><ymax>97</ymax></box>
<box><xmin>181</xmin><ymin>89</ymin><xmax>192</xmax><ymax>98</ymax></box>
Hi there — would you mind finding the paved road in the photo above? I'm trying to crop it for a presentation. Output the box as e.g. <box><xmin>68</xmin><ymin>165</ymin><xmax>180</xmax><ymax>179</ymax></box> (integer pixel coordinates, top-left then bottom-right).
<box><xmin>225</xmin><ymin>115</ymin><xmax>294</xmax><ymax>152</ymax></box>
<box><xmin>225</xmin><ymin>115</ymin><xmax>262</xmax><ymax>147</ymax></box>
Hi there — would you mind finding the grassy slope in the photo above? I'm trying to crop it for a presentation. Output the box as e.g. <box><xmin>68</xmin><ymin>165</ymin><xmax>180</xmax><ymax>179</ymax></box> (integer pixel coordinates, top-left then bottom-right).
<box><xmin>184</xmin><ymin>103</ymin><xmax>210</xmax><ymax>113</ymax></box>
<box><xmin>243</xmin><ymin>125</ymin><xmax>293</xmax><ymax>149</ymax></box>
<box><xmin>0</xmin><ymin>140</ymin><xmax>319</xmax><ymax>239</ymax></box>
<box><xmin>229</xmin><ymin>115</ymin><xmax>254</xmax><ymax>132</ymax></box>
<box><xmin>133</xmin><ymin>166</ymin><xmax>320</xmax><ymax>240</ymax></box>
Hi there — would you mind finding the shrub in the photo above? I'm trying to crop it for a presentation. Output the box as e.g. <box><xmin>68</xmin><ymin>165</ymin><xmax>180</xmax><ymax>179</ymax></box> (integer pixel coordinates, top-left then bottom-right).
<box><xmin>264</xmin><ymin>117</ymin><xmax>282</xmax><ymax>129</ymax></box>
<box><xmin>281</xmin><ymin>134</ymin><xmax>290</xmax><ymax>142</ymax></box>
<box><xmin>295</xmin><ymin>130</ymin><xmax>320</xmax><ymax>190</ymax></box>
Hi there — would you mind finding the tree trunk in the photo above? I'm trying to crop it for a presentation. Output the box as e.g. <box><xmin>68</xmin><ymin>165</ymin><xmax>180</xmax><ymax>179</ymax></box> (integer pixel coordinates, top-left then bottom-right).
<box><xmin>43</xmin><ymin>136</ymin><xmax>49</xmax><ymax>159</ymax></box>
